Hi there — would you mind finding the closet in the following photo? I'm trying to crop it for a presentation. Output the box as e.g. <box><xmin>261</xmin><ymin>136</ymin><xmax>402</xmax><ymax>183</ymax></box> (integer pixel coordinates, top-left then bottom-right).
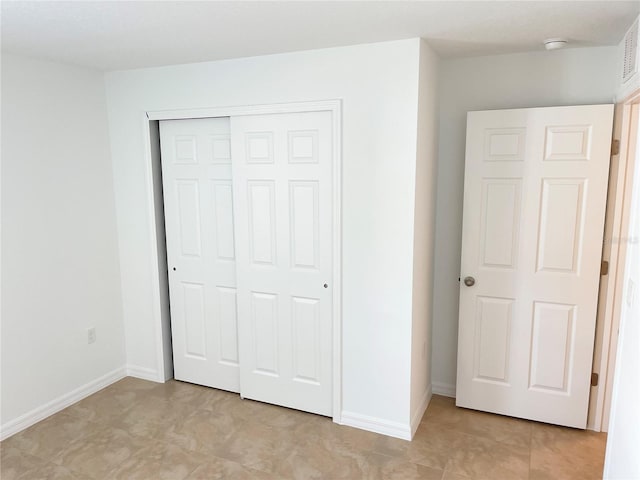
<box><xmin>159</xmin><ymin>111</ymin><xmax>334</xmax><ymax>417</ymax></box>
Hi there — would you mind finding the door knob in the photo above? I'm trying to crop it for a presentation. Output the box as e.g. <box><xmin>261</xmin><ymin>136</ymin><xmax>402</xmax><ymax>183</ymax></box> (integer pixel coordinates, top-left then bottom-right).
<box><xmin>463</xmin><ymin>276</ymin><xmax>475</xmax><ymax>287</ymax></box>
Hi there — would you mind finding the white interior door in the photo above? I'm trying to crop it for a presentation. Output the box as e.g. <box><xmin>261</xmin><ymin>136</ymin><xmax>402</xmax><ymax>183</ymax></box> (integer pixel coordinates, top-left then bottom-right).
<box><xmin>457</xmin><ymin>105</ymin><xmax>614</xmax><ymax>428</ymax></box>
<box><xmin>160</xmin><ymin>118</ymin><xmax>240</xmax><ymax>392</ymax></box>
<box><xmin>231</xmin><ymin>111</ymin><xmax>333</xmax><ymax>416</ymax></box>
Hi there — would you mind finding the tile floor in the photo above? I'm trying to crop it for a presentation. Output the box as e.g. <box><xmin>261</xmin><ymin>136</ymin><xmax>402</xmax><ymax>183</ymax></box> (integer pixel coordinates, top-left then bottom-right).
<box><xmin>1</xmin><ymin>378</ymin><xmax>607</xmax><ymax>479</ymax></box>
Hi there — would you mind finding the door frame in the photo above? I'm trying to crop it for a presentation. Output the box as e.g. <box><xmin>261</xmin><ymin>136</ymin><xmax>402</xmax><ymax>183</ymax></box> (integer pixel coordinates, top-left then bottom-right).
<box><xmin>140</xmin><ymin>100</ymin><xmax>343</xmax><ymax>423</ymax></box>
<box><xmin>589</xmin><ymin>89</ymin><xmax>640</xmax><ymax>431</ymax></box>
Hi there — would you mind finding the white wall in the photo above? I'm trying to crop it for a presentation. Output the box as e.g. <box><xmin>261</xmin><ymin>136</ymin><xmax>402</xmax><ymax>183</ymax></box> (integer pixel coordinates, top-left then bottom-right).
<box><xmin>410</xmin><ymin>39</ymin><xmax>439</xmax><ymax>431</ymax></box>
<box><xmin>432</xmin><ymin>47</ymin><xmax>619</xmax><ymax>394</ymax></box>
<box><xmin>1</xmin><ymin>54</ymin><xmax>125</xmax><ymax>436</ymax></box>
<box><xmin>104</xmin><ymin>39</ymin><xmax>428</xmax><ymax>432</ymax></box>
<box><xmin>604</xmin><ymin>112</ymin><xmax>640</xmax><ymax>480</ymax></box>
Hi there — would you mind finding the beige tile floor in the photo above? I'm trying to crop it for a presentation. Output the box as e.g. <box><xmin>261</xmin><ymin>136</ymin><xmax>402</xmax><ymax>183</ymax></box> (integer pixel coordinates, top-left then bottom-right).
<box><xmin>1</xmin><ymin>378</ymin><xmax>607</xmax><ymax>479</ymax></box>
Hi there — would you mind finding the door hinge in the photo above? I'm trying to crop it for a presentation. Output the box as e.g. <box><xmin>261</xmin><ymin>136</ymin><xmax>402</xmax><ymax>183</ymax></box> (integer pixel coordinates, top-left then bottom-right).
<box><xmin>611</xmin><ymin>139</ymin><xmax>620</xmax><ymax>156</ymax></box>
<box><xmin>591</xmin><ymin>372</ymin><xmax>599</xmax><ymax>387</ymax></box>
<box><xmin>601</xmin><ymin>260</ymin><xmax>609</xmax><ymax>276</ymax></box>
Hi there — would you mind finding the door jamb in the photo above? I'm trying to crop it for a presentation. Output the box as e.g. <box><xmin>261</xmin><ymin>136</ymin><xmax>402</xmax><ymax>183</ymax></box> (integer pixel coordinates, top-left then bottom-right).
<box><xmin>589</xmin><ymin>90</ymin><xmax>640</xmax><ymax>431</ymax></box>
<box><xmin>141</xmin><ymin>100</ymin><xmax>343</xmax><ymax>424</ymax></box>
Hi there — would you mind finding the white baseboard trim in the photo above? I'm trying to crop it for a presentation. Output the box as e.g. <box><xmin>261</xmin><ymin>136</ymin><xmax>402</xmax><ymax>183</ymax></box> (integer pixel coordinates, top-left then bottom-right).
<box><xmin>126</xmin><ymin>364</ymin><xmax>162</xmax><ymax>382</ymax></box>
<box><xmin>432</xmin><ymin>381</ymin><xmax>456</xmax><ymax>398</ymax></box>
<box><xmin>410</xmin><ymin>384</ymin><xmax>432</xmax><ymax>438</ymax></box>
<box><xmin>0</xmin><ymin>366</ymin><xmax>127</xmax><ymax>441</ymax></box>
<box><xmin>341</xmin><ymin>411</ymin><xmax>412</xmax><ymax>441</ymax></box>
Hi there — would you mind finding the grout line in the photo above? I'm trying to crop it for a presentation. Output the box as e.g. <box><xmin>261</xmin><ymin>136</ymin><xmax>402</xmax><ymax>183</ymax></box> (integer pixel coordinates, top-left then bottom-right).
<box><xmin>528</xmin><ymin>421</ymin><xmax>533</xmax><ymax>479</ymax></box>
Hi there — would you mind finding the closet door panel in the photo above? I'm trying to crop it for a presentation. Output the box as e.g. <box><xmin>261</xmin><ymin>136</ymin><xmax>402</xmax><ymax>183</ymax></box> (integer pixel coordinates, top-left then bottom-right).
<box><xmin>231</xmin><ymin>111</ymin><xmax>333</xmax><ymax>416</ymax></box>
<box><xmin>160</xmin><ymin>117</ymin><xmax>239</xmax><ymax>392</ymax></box>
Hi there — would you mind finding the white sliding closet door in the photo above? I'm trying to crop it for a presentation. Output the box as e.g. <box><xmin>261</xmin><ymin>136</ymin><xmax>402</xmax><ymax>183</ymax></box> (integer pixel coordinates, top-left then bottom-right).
<box><xmin>160</xmin><ymin>118</ymin><xmax>240</xmax><ymax>392</ymax></box>
<box><xmin>231</xmin><ymin>111</ymin><xmax>334</xmax><ymax>416</ymax></box>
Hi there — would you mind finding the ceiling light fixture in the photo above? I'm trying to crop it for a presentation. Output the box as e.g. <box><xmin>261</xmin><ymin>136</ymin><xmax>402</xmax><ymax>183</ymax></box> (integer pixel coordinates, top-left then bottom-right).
<box><xmin>544</xmin><ymin>38</ymin><xmax>568</xmax><ymax>50</ymax></box>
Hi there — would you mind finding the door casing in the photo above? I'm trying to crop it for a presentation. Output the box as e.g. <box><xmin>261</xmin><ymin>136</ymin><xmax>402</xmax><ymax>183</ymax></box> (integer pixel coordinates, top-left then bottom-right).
<box><xmin>140</xmin><ymin>100</ymin><xmax>343</xmax><ymax>424</ymax></box>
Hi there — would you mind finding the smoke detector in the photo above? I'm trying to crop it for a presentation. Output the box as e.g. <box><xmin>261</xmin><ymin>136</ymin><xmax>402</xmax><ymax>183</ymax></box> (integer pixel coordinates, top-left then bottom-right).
<box><xmin>544</xmin><ymin>38</ymin><xmax>568</xmax><ymax>50</ymax></box>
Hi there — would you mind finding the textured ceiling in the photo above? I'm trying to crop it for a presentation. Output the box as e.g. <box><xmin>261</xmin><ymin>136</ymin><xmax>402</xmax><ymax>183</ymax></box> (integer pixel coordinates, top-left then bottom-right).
<box><xmin>2</xmin><ymin>1</ymin><xmax>638</xmax><ymax>71</ymax></box>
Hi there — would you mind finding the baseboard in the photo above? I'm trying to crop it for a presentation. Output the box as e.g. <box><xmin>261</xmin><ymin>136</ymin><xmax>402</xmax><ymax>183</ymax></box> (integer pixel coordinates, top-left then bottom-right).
<box><xmin>410</xmin><ymin>384</ymin><xmax>432</xmax><ymax>438</ymax></box>
<box><xmin>432</xmin><ymin>381</ymin><xmax>456</xmax><ymax>398</ymax></box>
<box><xmin>126</xmin><ymin>364</ymin><xmax>162</xmax><ymax>382</ymax></box>
<box><xmin>341</xmin><ymin>411</ymin><xmax>412</xmax><ymax>441</ymax></box>
<box><xmin>0</xmin><ymin>366</ymin><xmax>127</xmax><ymax>441</ymax></box>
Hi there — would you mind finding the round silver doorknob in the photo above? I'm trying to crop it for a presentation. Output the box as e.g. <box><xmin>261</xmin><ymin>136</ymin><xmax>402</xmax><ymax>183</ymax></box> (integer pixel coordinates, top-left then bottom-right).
<box><xmin>463</xmin><ymin>276</ymin><xmax>476</xmax><ymax>287</ymax></box>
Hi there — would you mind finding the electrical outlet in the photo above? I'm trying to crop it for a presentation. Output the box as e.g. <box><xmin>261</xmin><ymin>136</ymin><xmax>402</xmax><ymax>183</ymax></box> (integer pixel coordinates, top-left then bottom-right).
<box><xmin>88</xmin><ymin>327</ymin><xmax>96</xmax><ymax>344</ymax></box>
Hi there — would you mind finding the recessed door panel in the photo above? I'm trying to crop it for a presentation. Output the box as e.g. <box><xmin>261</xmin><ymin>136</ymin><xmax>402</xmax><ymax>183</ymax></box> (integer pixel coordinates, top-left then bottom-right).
<box><xmin>473</xmin><ymin>296</ymin><xmax>513</xmax><ymax>384</ymax></box>
<box><xmin>246</xmin><ymin>132</ymin><xmax>274</xmax><ymax>164</ymax></box>
<box><xmin>544</xmin><ymin>126</ymin><xmax>592</xmax><ymax>161</ymax></box>
<box><xmin>536</xmin><ymin>179</ymin><xmax>586</xmax><ymax>274</ymax></box>
<box><xmin>483</xmin><ymin>128</ymin><xmax>526</xmax><ymax>162</ymax></box>
<box><xmin>292</xmin><ymin>296</ymin><xmax>321</xmax><ymax>384</ymax></box>
<box><xmin>174</xmin><ymin>135</ymin><xmax>197</xmax><ymax>164</ymax></box>
<box><xmin>480</xmin><ymin>179</ymin><xmax>521</xmax><ymax>269</ymax></box>
<box><xmin>529</xmin><ymin>302</ymin><xmax>576</xmax><ymax>393</ymax></box>
<box><xmin>217</xmin><ymin>286</ymin><xmax>239</xmax><ymax>366</ymax></box>
<box><xmin>288</xmin><ymin>130</ymin><xmax>319</xmax><ymax>164</ymax></box>
<box><xmin>251</xmin><ymin>292</ymin><xmax>279</xmax><ymax>376</ymax></box>
<box><xmin>248</xmin><ymin>181</ymin><xmax>276</xmax><ymax>265</ymax></box>
<box><xmin>176</xmin><ymin>180</ymin><xmax>202</xmax><ymax>258</ymax></box>
<box><xmin>182</xmin><ymin>282</ymin><xmax>207</xmax><ymax>358</ymax></box>
<box><xmin>290</xmin><ymin>181</ymin><xmax>319</xmax><ymax>269</ymax></box>
<box><xmin>212</xmin><ymin>181</ymin><xmax>235</xmax><ymax>261</ymax></box>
